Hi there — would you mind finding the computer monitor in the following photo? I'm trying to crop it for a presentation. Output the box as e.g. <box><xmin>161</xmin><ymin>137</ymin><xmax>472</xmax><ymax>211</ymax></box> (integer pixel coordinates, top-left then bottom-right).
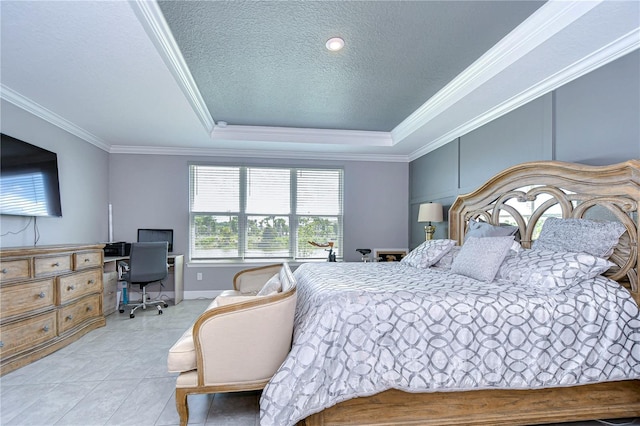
<box><xmin>137</xmin><ymin>228</ymin><xmax>173</xmax><ymax>252</ymax></box>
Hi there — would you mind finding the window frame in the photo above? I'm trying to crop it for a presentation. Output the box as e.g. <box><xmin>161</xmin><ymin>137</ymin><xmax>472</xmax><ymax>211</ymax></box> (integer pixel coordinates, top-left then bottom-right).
<box><xmin>189</xmin><ymin>164</ymin><xmax>344</xmax><ymax>262</ymax></box>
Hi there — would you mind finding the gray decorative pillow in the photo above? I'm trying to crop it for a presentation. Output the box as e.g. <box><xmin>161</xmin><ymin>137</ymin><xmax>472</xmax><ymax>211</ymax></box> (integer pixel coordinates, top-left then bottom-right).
<box><xmin>451</xmin><ymin>236</ymin><xmax>514</xmax><ymax>282</ymax></box>
<box><xmin>532</xmin><ymin>217</ymin><xmax>626</xmax><ymax>259</ymax></box>
<box><xmin>432</xmin><ymin>246</ymin><xmax>461</xmax><ymax>269</ymax></box>
<box><xmin>465</xmin><ymin>218</ymin><xmax>519</xmax><ymax>241</ymax></box>
<box><xmin>257</xmin><ymin>273</ymin><xmax>281</xmax><ymax>296</ymax></box>
<box><xmin>402</xmin><ymin>239</ymin><xmax>456</xmax><ymax>268</ymax></box>
<box><xmin>496</xmin><ymin>249</ymin><xmax>614</xmax><ymax>290</ymax></box>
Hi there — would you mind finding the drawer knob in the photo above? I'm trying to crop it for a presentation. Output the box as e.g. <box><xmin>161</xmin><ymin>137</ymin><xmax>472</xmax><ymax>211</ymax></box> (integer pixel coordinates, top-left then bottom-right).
<box><xmin>43</xmin><ymin>325</ymin><xmax>50</xmax><ymax>332</ymax></box>
<box><xmin>66</xmin><ymin>315</ymin><xmax>73</xmax><ymax>321</ymax></box>
<box><xmin>87</xmin><ymin>306</ymin><xmax>93</xmax><ymax>312</ymax></box>
<box><xmin>1</xmin><ymin>268</ymin><xmax>7</xmax><ymax>274</ymax></box>
<box><xmin>0</xmin><ymin>341</ymin><xmax>3</xmax><ymax>348</ymax></box>
<box><xmin>84</xmin><ymin>258</ymin><xmax>90</xmax><ymax>262</ymax></box>
<box><xmin>52</xmin><ymin>262</ymin><xmax>60</xmax><ymax>267</ymax></box>
<box><xmin>88</xmin><ymin>279</ymin><xmax>95</xmax><ymax>284</ymax></box>
<box><xmin>39</xmin><ymin>292</ymin><xmax>46</xmax><ymax>298</ymax></box>
<box><xmin>68</xmin><ymin>285</ymin><xmax>75</xmax><ymax>291</ymax></box>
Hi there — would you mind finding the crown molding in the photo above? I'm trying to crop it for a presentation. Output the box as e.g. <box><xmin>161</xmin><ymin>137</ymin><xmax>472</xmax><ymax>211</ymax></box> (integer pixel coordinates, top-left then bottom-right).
<box><xmin>108</xmin><ymin>144</ymin><xmax>408</xmax><ymax>162</ymax></box>
<box><xmin>393</xmin><ymin>0</ymin><xmax>601</xmax><ymax>145</ymax></box>
<box><xmin>129</xmin><ymin>0</ymin><xmax>215</xmax><ymax>133</ymax></box>
<box><xmin>3</xmin><ymin>0</ymin><xmax>635</xmax><ymax>164</ymax></box>
<box><xmin>407</xmin><ymin>27</ymin><xmax>640</xmax><ymax>162</ymax></box>
<box><xmin>211</xmin><ymin>125</ymin><xmax>393</xmax><ymax>146</ymax></box>
<box><xmin>0</xmin><ymin>85</ymin><xmax>111</xmax><ymax>151</ymax></box>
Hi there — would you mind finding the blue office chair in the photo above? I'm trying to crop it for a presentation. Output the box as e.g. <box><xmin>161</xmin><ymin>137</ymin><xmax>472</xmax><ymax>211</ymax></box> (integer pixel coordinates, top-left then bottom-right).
<box><xmin>119</xmin><ymin>242</ymin><xmax>169</xmax><ymax>318</ymax></box>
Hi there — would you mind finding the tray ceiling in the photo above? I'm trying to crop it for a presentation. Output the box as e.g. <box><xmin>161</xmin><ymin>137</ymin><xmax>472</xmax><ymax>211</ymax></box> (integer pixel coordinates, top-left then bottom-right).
<box><xmin>1</xmin><ymin>1</ymin><xmax>638</xmax><ymax>161</ymax></box>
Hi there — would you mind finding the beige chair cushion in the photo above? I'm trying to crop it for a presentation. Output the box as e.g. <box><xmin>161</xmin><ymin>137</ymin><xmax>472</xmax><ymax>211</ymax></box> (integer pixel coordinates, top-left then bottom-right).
<box><xmin>176</xmin><ymin>370</ymin><xmax>198</xmax><ymax>388</ymax></box>
<box><xmin>167</xmin><ymin>297</ymin><xmax>221</xmax><ymax>373</ymax></box>
<box><xmin>168</xmin><ymin>326</ymin><xmax>197</xmax><ymax>373</ymax></box>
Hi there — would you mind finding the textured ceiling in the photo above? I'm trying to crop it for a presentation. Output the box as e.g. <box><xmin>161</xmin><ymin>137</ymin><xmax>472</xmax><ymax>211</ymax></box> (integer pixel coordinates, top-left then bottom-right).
<box><xmin>1</xmin><ymin>1</ymin><xmax>638</xmax><ymax>161</ymax></box>
<box><xmin>158</xmin><ymin>1</ymin><xmax>545</xmax><ymax>132</ymax></box>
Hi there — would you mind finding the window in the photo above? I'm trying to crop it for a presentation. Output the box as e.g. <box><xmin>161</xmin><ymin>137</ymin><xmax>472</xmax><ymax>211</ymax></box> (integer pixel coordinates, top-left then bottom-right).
<box><xmin>190</xmin><ymin>165</ymin><xmax>343</xmax><ymax>261</ymax></box>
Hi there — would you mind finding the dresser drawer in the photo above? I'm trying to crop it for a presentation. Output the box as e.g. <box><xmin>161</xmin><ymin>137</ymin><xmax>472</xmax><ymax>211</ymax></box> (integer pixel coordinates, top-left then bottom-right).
<box><xmin>35</xmin><ymin>255</ymin><xmax>72</xmax><ymax>277</ymax></box>
<box><xmin>0</xmin><ymin>279</ymin><xmax>55</xmax><ymax>320</ymax></box>
<box><xmin>0</xmin><ymin>311</ymin><xmax>57</xmax><ymax>358</ymax></box>
<box><xmin>58</xmin><ymin>294</ymin><xmax>101</xmax><ymax>334</ymax></box>
<box><xmin>74</xmin><ymin>250</ymin><xmax>103</xmax><ymax>271</ymax></box>
<box><xmin>58</xmin><ymin>269</ymin><xmax>102</xmax><ymax>304</ymax></box>
<box><xmin>0</xmin><ymin>258</ymin><xmax>31</xmax><ymax>283</ymax></box>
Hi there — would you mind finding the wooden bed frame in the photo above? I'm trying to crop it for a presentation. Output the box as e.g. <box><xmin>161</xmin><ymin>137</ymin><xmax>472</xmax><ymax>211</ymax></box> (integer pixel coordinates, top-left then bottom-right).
<box><xmin>301</xmin><ymin>160</ymin><xmax>640</xmax><ymax>426</ymax></box>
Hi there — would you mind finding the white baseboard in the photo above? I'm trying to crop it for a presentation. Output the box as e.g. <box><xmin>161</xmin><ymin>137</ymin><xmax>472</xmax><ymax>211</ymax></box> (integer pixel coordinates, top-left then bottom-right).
<box><xmin>125</xmin><ymin>288</ymin><xmax>221</xmax><ymax>302</ymax></box>
<box><xmin>126</xmin><ymin>289</ymin><xmax>174</xmax><ymax>300</ymax></box>
<box><xmin>183</xmin><ymin>290</ymin><xmax>223</xmax><ymax>300</ymax></box>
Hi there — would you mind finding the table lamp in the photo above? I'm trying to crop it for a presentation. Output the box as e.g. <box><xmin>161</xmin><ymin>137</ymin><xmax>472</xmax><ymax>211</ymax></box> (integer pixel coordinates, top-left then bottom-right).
<box><xmin>418</xmin><ymin>202</ymin><xmax>443</xmax><ymax>240</ymax></box>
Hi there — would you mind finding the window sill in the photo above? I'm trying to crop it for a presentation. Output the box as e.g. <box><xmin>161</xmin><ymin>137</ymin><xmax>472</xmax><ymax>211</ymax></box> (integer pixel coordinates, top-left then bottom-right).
<box><xmin>186</xmin><ymin>259</ymin><xmax>339</xmax><ymax>268</ymax></box>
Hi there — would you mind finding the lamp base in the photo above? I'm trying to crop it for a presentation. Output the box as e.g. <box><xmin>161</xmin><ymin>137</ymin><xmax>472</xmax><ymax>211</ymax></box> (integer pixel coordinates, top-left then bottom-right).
<box><xmin>425</xmin><ymin>224</ymin><xmax>436</xmax><ymax>241</ymax></box>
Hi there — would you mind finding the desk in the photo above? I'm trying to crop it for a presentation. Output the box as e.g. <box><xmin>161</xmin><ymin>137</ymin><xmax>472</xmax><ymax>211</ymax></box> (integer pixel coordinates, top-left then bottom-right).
<box><xmin>103</xmin><ymin>254</ymin><xmax>184</xmax><ymax>315</ymax></box>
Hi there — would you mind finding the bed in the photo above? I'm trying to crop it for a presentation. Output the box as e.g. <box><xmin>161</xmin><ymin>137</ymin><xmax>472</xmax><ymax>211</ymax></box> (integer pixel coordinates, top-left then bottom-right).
<box><xmin>260</xmin><ymin>160</ymin><xmax>640</xmax><ymax>426</ymax></box>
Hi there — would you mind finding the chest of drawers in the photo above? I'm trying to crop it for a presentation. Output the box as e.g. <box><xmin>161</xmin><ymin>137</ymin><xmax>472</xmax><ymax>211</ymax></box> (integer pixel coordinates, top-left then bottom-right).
<box><xmin>0</xmin><ymin>244</ymin><xmax>106</xmax><ymax>375</ymax></box>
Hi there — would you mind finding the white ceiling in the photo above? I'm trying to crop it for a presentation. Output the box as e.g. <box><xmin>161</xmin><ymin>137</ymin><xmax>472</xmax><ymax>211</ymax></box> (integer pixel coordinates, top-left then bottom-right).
<box><xmin>1</xmin><ymin>1</ymin><xmax>638</xmax><ymax>162</ymax></box>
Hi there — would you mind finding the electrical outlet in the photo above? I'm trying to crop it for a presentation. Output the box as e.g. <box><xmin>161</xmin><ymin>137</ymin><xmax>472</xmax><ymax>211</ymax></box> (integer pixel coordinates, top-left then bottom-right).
<box><xmin>197</xmin><ymin>272</ymin><xmax>203</xmax><ymax>281</ymax></box>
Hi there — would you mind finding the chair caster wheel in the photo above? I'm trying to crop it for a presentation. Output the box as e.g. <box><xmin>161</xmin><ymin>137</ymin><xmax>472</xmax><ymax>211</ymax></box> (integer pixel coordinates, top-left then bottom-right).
<box><xmin>119</xmin><ymin>309</ymin><xmax>124</xmax><ymax>313</ymax></box>
<box><xmin>158</xmin><ymin>310</ymin><xmax>163</xmax><ymax>315</ymax></box>
<box><xmin>163</xmin><ymin>303</ymin><xmax>169</xmax><ymax>308</ymax></box>
<box><xmin>130</xmin><ymin>313</ymin><xmax>135</xmax><ymax>319</ymax></box>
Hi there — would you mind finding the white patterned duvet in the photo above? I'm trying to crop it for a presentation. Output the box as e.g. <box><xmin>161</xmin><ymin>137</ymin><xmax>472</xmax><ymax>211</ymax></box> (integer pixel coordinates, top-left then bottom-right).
<box><xmin>260</xmin><ymin>262</ymin><xmax>640</xmax><ymax>426</ymax></box>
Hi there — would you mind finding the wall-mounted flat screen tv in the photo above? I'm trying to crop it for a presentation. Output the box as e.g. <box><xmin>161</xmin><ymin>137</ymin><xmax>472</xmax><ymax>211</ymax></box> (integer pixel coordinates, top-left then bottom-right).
<box><xmin>0</xmin><ymin>133</ymin><xmax>63</xmax><ymax>217</ymax></box>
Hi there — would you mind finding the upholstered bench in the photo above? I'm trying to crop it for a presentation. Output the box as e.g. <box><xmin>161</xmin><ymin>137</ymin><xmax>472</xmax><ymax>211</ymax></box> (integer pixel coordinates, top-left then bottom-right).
<box><xmin>167</xmin><ymin>263</ymin><xmax>297</xmax><ymax>426</ymax></box>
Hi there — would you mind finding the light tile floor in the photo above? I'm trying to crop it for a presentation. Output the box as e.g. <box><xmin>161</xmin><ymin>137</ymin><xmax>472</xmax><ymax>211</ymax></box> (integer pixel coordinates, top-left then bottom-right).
<box><xmin>0</xmin><ymin>299</ymin><xmax>260</xmax><ymax>426</ymax></box>
<box><xmin>0</xmin><ymin>299</ymin><xmax>637</xmax><ymax>426</ymax></box>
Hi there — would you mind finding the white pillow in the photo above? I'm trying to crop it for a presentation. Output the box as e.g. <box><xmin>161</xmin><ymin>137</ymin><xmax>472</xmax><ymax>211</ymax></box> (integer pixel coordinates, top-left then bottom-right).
<box><xmin>432</xmin><ymin>246</ymin><xmax>461</xmax><ymax>269</ymax></box>
<box><xmin>401</xmin><ymin>239</ymin><xmax>456</xmax><ymax>268</ymax></box>
<box><xmin>278</xmin><ymin>262</ymin><xmax>296</xmax><ymax>292</ymax></box>
<box><xmin>451</xmin><ymin>236</ymin><xmax>514</xmax><ymax>282</ymax></box>
<box><xmin>496</xmin><ymin>249</ymin><xmax>614</xmax><ymax>290</ymax></box>
<box><xmin>257</xmin><ymin>273</ymin><xmax>281</xmax><ymax>296</ymax></box>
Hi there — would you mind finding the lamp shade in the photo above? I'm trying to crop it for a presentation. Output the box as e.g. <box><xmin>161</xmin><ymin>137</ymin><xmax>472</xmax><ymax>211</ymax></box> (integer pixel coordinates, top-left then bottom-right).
<box><xmin>418</xmin><ymin>203</ymin><xmax>443</xmax><ymax>222</ymax></box>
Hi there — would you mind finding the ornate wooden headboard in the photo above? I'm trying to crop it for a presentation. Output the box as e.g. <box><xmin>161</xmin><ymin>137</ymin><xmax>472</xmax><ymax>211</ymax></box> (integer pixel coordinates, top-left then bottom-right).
<box><xmin>449</xmin><ymin>160</ymin><xmax>639</xmax><ymax>301</ymax></box>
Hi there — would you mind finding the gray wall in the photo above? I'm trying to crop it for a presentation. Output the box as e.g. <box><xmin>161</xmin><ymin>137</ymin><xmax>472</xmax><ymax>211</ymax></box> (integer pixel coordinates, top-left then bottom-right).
<box><xmin>408</xmin><ymin>50</ymin><xmax>640</xmax><ymax>249</ymax></box>
<box><xmin>555</xmin><ymin>51</ymin><xmax>640</xmax><ymax>165</ymax></box>
<box><xmin>109</xmin><ymin>154</ymin><xmax>408</xmax><ymax>295</ymax></box>
<box><xmin>0</xmin><ymin>100</ymin><xmax>109</xmax><ymax>248</ymax></box>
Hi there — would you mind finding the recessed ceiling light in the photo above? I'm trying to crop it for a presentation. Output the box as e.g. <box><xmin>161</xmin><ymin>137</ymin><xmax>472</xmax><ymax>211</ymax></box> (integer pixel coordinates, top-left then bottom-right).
<box><xmin>325</xmin><ymin>37</ymin><xmax>345</xmax><ymax>52</ymax></box>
